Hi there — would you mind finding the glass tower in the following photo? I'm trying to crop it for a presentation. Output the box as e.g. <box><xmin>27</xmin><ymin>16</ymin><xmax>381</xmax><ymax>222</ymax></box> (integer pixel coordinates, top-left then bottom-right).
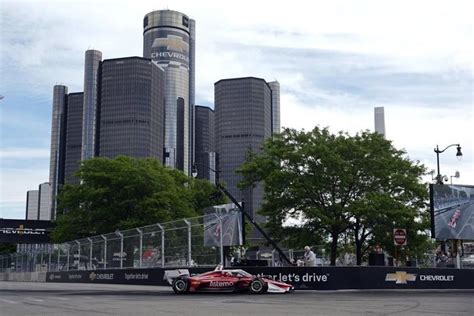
<box><xmin>143</xmin><ymin>10</ymin><xmax>195</xmax><ymax>175</ymax></box>
<box><xmin>81</xmin><ymin>49</ymin><xmax>102</xmax><ymax>160</ymax></box>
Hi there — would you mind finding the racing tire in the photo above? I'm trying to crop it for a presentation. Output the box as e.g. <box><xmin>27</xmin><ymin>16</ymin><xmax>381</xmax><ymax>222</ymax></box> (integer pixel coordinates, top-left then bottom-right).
<box><xmin>172</xmin><ymin>278</ymin><xmax>189</xmax><ymax>294</ymax></box>
<box><xmin>249</xmin><ymin>278</ymin><xmax>268</xmax><ymax>294</ymax></box>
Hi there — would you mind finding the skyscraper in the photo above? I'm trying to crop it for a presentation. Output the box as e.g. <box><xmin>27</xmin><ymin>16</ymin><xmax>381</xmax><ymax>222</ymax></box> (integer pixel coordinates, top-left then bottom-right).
<box><xmin>81</xmin><ymin>49</ymin><xmax>102</xmax><ymax>160</ymax></box>
<box><xmin>374</xmin><ymin>106</ymin><xmax>386</xmax><ymax>137</ymax></box>
<box><xmin>267</xmin><ymin>81</ymin><xmax>281</xmax><ymax>133</ymax></box>
<box><xmin>215</xmin><ymin>77</ymin><xmax>275</xmax><ymax>220</ymax></box>
<box><xmin>37</xmin><ymin>182</ymin><xmax>51</xmax><ymax>220</ymax></box>
<box><xmin>195</xmin><ymin>105</ymin><xmax>216</xmax><ymax>182</ymax></box>
<box><xmin>64</xmin><ymin>93</ymin><xmax>84</xmax><ymax>184</ymax></box>
<box><xmin>25</xmin><ymin>190</ymin><xmax>39</xmax><ymax>220</ymax></box>
<box><xmin>143</xmin><ymin>10</ymin><xmax>195</xmax><ymax>175</ymax></box>
<box><xmin>98</xmin><ymin>57</ymin><xmax>165</xmax><ymax>159</ymax></box>
<box><xmin>49</xmin><ymin>85</ymin><xmax>68</xmax><ymax>219</ymax></box>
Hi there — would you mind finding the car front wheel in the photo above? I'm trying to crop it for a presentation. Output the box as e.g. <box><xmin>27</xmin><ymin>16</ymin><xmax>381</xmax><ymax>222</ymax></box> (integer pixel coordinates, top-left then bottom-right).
<box><xmin>249</xmin><ymin>278</ymin><xmax>267</xmax><ymax>294</ymax></box>
<box><xmin>172</xmin><ymin>278</ymin><xmax>189</xmax><ymax>294</ymax></box>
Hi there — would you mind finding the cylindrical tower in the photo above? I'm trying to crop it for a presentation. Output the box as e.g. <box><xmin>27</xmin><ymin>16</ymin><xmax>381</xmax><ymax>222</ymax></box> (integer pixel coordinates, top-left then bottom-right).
<box><xmin>143</xmin><ymin>10</ymin><xmax>194</xmax><ymax>174</ymax></box>
<box><xmin>49</xmin><ymin>84</ymin><xmax>68</xmax><ymax>219</ymax></box>
<box><xmin>81</xmin><ymin>49</ymin><xmax>102</xmax><ymax>161</ymax></box>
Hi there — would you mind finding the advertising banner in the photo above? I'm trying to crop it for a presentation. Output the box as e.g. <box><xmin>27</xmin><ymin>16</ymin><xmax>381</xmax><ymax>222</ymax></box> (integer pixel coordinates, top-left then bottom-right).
<box><xmin>46</xmin><ymin>266</ymin><xmax>474</xmax><ymax>290</ymax></box>
<box><xmin>430</xmin><ymin>184</ymin><xmax>474</xmax><ymax>240</ymax></box>
<box><xmin>0</xmin><ymin>219</ymin><xmax>54</xmax><ymax>243</ymax></box>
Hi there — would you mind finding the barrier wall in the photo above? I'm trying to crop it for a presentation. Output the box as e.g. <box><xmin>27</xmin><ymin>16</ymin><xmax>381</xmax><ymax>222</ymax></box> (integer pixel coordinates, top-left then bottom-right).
<box><xmin>45</xmin><ymin>266</ymin><xmax>474</xmax><ymax>290</ymax></box>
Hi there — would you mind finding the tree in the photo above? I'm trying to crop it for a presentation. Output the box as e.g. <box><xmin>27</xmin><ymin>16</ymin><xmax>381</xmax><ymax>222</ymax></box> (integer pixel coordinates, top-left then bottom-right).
<box><xmin>238</xmin><ymin>127</ymin><xmax>428</xmax><ymax>265</ymax></box>
<box><xmin>52</xmin><ymin>156</ymin><xmax>223</xmax><ymax>242</ymax></box>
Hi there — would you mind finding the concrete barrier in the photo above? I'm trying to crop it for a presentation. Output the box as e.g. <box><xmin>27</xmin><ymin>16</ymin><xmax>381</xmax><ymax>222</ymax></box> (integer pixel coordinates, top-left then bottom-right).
<box><xmin>0</xmin><ymin>272</ymin><xmax>47</xmax><ymax>282</ymax></box>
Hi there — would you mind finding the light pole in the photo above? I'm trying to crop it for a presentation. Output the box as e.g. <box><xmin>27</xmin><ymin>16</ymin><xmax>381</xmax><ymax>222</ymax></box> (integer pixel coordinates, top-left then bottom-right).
<box><xmin>192</xmin><ymin>163</ymin><xmax>292</xmax><ymax>265</ymax></box>
<box><xmin>434</xmin><ymin>144</ymin><xmax>462</xmax><ymax>184</ymax></box>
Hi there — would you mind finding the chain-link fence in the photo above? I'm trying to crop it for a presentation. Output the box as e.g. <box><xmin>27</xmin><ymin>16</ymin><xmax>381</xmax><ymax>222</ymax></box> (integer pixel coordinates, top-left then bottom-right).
<box><xmin>0</xmin><ymin>214</ymin><xmax>228</xmax><ymax>273</ymax></box>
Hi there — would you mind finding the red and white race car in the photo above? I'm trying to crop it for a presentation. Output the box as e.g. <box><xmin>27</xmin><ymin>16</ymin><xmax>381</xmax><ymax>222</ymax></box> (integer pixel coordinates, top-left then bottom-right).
<box><xmin>448</xmin><ymin>209</ymin><xmax>461</xmax><ymax>228</ymax></box>
<box><xmin>164</xmin><ymin>266</ymin><xmax>294</xmax><ymax>294</ymax></box>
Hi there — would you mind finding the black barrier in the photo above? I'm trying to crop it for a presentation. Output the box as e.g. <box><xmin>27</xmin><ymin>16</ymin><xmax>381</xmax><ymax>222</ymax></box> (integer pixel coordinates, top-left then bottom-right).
<box><xmin>46</xmin><ymin>266</ymin><xmax>474</xmax><ymax>290</ymax></box>
<box><xmin>0</xmin><ymin>219</ymin><xmax>54</xmax><ymax>243</ymax></box>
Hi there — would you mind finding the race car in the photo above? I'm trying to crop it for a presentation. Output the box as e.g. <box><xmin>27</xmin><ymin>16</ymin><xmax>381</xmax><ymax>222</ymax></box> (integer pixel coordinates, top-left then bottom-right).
<box><xmin>448</xmin><ymin>209</ymin><xmax>461</xmax><ymax>228</ymax></box>
<box><xmin>164</xmin><ymin>266</ymin><xmax>294</xmax><ymax>294</ymax></box>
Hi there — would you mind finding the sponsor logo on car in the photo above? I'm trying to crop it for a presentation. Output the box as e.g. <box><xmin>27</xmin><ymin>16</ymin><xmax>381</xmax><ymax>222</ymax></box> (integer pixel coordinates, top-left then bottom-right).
<box><xmin>209</xmin><ymin>281</ymin><xmax>234</xmax><ymax>287</ymax></box>
<box><xmin>385</xmin><ymin>271</ymin><xmax>416</xmax><ymax>284</ymax></box>
<box><xmin>89</xmin><ymin>272</ymin><xmax>114</xmax><ymax>281</ymax></box>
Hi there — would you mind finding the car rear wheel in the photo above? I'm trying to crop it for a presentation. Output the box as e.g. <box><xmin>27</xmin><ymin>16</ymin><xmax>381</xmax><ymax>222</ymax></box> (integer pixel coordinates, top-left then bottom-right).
<box><xmin>249</xmin><ymin>278</ymin><xmax>267</xmax><ymax>294</ymax></box>
<box><xmin>172</xmin><ymin>278</ymin><xmax>189</xmax><ymax>294</ymax></box>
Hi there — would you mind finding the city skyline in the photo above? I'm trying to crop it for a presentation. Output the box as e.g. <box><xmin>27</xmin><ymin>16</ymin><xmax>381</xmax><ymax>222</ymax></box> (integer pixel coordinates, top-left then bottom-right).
<box><xmin>1</xmin><ymin>0</ymin><xmax>473</xmax><ymax>219</ymax></box>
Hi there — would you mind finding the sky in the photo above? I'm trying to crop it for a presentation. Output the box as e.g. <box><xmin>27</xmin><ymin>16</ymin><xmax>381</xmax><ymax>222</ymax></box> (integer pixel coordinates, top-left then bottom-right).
<box><xmin>0</xmin><ymin>0</ymin><xmax>473</xmax><ymax>219</ymax></box>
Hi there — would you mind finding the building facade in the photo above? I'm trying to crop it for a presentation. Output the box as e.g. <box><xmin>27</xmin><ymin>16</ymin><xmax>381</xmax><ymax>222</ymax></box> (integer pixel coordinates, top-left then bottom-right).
<box><xmin>64</xmin><ymin>93</ymin><xmax>84</xmax><ymax>184</ymax></box>
<box><xmin>81</xmin><ymin>49</ymin><xmax>102</xmax><ymax>160</ymax></box>
<box><xmin>374</xmin><ymin>106</ymin><xmax>386</xmax><ymax>137</ymax></box>
<box><xmin>98</xmin><ymin>57</ymin><xmax>165</xmax><ymax>159</ymax></box>
<box><xmin>49</xmin><ymin>85</ymin><xmax>68</xmax><ymax>219</ymax></box>
<box><xmin>25</xmin><ymin>190</ymin><xmax>39</xmax><ymax>220</ymax></box>
<box><xmin>268</xmin><ymin>81</ymin><xmax>280</xmax><ymax>134</ymax></box>
<box><xmin>215</xmin><ymin>77</ymin><xmax>275</xmax><ymax>221</ymax></box>
<box><xmin>194</xmin><ymin>105</ymin><xmax>216</xmax><ymax>182</ymax></box>
<box><xmin>37</xmin><ymin>182</ymin><xmax>51</xmax><ymax>220</ymax></box>
<box><xmin>143</xmin><ymin>10</ymin><xmax>195</xmax><ymax>175</ymax></box>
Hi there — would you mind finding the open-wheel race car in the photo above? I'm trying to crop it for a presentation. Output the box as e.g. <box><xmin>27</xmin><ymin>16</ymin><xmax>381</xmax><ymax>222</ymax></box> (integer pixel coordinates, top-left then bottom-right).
<box><xmin>164</xmin><ymin>266</ymin><xmax>294</xmax><ymax>294</ymax></box>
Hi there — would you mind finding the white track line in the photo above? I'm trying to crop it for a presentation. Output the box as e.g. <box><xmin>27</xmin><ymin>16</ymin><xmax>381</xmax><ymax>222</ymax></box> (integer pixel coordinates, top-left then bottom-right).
<box><xmin>0</xmin><ymin>298</ymin><xmax>19</xmax><ymax>304</ymax></box>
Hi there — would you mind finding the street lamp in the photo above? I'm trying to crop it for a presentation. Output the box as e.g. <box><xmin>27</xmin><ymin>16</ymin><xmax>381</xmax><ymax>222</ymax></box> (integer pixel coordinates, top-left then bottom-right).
<box><xmin>192</xmin><ymin>163</ymin><xmax>292</xmax><ymax>265</ymax></box>
<box><xmin>450</xmin><ymin>171</ymin><xmax>460</xmax><ymax>185</ymax></box>
<box><xmin>434</xmin><ymin>144</ymin><xmax>462</xmax><ymax>184</ymax></box>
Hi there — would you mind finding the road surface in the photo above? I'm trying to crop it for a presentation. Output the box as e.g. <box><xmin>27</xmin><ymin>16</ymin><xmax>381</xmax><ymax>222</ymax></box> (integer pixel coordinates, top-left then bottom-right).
<box><xmin>0</xmin><ymin>281</ymin><xmax>473</xmax><ymax>315</ymax></box>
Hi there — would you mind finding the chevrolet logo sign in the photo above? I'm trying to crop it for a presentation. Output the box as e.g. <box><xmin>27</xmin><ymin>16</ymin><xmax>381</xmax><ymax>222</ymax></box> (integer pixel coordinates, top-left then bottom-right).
<box><xmin>385</xmin><ymin>271</ymin><xmax>417</xmax><ymax>284</ymax></box>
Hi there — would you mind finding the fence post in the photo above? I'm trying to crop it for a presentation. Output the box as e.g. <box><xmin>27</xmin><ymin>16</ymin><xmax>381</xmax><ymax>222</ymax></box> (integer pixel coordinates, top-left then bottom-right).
<box><xmin>272</xmin><ymin>249</ymin><xmax>276</xmax><ymax>267</ymax></box>
<box><xmin>75</xmin><ymin>240</ymin><xmax>81</xmax><ymax>270</ymax></box>
<box><xmin>101</xmin><ymin>235</ymin><xmax>107</xmax><ymax>269</ymax></box>
<box><xmin>156</xmin><ymin>224</ymin><xmax>164</xmax><ymax>268</ymax></box>
<box><xmin>115</xmin><ymin>230</ymin><xmax>124</xmax><ymax>269</ymax></box>
<box><xmin>87</xmin><ymin>238</ymin><xmax>93</xmax><ymax>270</ymax></box>
<box><xmin>48</xmin><ymin>247</ymin><xmax>52</xmax><ymax>272</ymax></box>
<box><xmin>184</xmin><ymin>219</ymin><xmax>192</xmax><ymax>266</ymax></box>
<box><xmin>57</xmin><ymin>246</ymin><xmax>61</xmax><ymax>271</ymax></box>
<box><xmin>66</xmin><ymin>244</ymin><xmax>70</xmax><ymax>271</ymax></box>
<box><xmin>136</xmin><ymin>228</ymin><xmax>143</xmax><ymax>268</ymax></box>
<box><xmin>218</xmin><ymin>214</ymin><xmax>224</xmax><ymax>266</ymax></box>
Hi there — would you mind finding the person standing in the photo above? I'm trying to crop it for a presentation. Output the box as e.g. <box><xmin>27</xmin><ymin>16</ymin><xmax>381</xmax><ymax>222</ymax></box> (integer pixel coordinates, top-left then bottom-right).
<box><xmin>304</xmin><ymin>246</ymin><xmax>317</xmax><ymax>267</ymax></box>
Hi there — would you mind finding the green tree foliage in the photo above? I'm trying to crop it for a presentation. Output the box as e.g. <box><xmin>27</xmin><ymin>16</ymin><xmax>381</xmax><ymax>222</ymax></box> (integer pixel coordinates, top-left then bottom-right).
<box><xmin>238</xmin><ymin>127</ymin><xmax>429</xmax><ymax>265</ymax></box>
<box><xmin>51</xmin><ymin>156</ymin><xmax>223</xmax><ymax>242</ymax></box>
<box><xmin>0</xmin><ymin>243</ymin><xmax>16</xmax><ymax>255</ymax></box>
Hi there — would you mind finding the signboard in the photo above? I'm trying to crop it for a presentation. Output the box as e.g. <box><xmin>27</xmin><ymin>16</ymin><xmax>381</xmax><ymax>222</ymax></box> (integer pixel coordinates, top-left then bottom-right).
<box><xmin>204</xmin><ymin>203</ymin><xmax>243</xmax><ymax>246</ymax></box>
<box><xmin>46</xmin><ymin>266</ymin><xmax>474</xmax><ymax>290</ymax></box>
<box><xmin>0</xmin><ymin>219</ymin><xmax>54</xmax><ymax>243</ymax></box>
<box><xmin>430</xmin><ymin>184</ymin><xmax>474</xmax><ymax>240</ymax></box>
<box><xmin>393</xmin><ymin>228</ymin><xmax>407</xmax><ymax>246</ymax></box>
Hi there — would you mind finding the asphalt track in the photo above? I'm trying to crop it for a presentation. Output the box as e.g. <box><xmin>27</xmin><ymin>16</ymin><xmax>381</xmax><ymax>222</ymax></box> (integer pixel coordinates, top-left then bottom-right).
<box><xmin>435</xmin><ymin>201</ymin><xmax>474</xmax><ymax>239</ymax></box>
<box><xmin>0</xmin><ymin>282</ymin><xmax>473</xmax><ymax>315</ymax></box>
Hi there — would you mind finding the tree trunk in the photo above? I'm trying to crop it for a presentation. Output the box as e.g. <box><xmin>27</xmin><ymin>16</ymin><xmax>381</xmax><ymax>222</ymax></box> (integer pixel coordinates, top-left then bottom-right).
<box><xmin>330</xmin><ymin>232</ymin><xmax>338</xmax><ymax>266</ymax></box>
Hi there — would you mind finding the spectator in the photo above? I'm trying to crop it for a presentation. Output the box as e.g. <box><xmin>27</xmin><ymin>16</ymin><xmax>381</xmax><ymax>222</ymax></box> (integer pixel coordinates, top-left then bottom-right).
<box><xmin>304</xmin><ymin>246</ymin><xmax>317</xmax><ymax>267</ymax></box>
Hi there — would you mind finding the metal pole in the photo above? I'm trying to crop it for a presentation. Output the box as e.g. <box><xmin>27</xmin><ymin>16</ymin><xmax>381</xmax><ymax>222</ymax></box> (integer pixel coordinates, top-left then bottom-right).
<box><xmin>219</xmin><ymin>214</ymin><xmax>224</xmax><ymax>266</ymax></box>
<box><xmin>184</xmin><ymin>219</ymin><xmax>192</xmax><ymax>266</ymax></box>
<box><xmin>137</xmin><ymin>228</ymin><xmax>143</xmax><ymax>268</ymax></box>
<box><xmin>76</xmin><ymin>241</ymin><xmax>81</xmax><ymax>270</ymax></box>
<box><xmin>66</xmin><ymin>245</ymin><xmax>70</xmax><ymax>271</ymax></box>
<box><xmin>48</xmin><ymin>249</ymin><xmax>52</xmax><ymax>272</ymax></box>
<box><xmin>101</xmin><ymin>235</ymin><xmax>107</xmax><ymax>269</ymax></box>
<box><xmin>157</xmin><ymin>224</ymin><xmax>164</xmax><ymax>268</ymax></box>
<box><xmin>435</xmin><ymin>145</ymin><xmax>441</xmax><ymax>184</ymax></box>
<box><xmin>57</xmin><ymin>246</ymin><xmax>60</xmax><ymax>271</ymax></box>
<box><xmin>88</xmin><ymin>238</ymin><xmax>93</xmax><ymax>270</ymax></box>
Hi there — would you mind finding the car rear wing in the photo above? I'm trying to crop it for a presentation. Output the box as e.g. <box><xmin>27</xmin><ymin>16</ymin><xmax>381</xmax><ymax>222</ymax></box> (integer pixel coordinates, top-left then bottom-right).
<box><xmin>163</xmin><ymin>269</ymin><xmax>190</xmax><ymax>285</ymax></box>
